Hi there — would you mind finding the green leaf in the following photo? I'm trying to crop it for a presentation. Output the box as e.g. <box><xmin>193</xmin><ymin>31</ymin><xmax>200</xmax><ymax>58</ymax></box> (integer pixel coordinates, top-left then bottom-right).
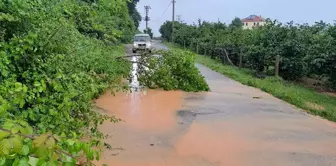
<box><xmin>0</xmin><ymin>156</ymin><xmax>5</xmax><ymax>166</ymax></box>
<box><xmin>33</xmin><ymin>134</ymin><xmax>48</xmax><ymax>148</ymax></box>
<box><xmin>62</xmin><ymin>156</ymin><xmax>75</xmax><ymax>163</ymax></box>
<box><xmin>11</xmin><ymin>126</ymin><xmax>21</xmax><ymax>134</ymax></box>
<box><xmin>20</xmin><ymin>125</ymin><xmax>33</xmax><ymax>135</ymax></box>
<box><xmin>36</xmin><ymin>159</ymin><xmax>48</xmax><ymax>166</ymax></box>
<box><xmin>95</xmin><ymin>151</ymin><xmax>100</xmax><ymax>160</ymax></box>
<box><xmin>47</xmin><ymin>161</ymin><xmax>57</xmax><ymax>166</ymax></box>
<box><xmin>62</xmin><ymin>162</ymin><xmax>75</xmax><ymax>166</ymax></box>
<box><xmin>34</xmin><ymin>146</ymin><xmax>48</xmax><ymax>158</ymax></box>
<box><xmin>45</xmin><ymin>137</ymin><xmax>55</xmax><ymax>149</ymax></box>
<box><xmin>28</xmin><ymin>157</ymin><xmax>39</xmax><ymax>166</ymax></box>
<box><xmin>0</xmin><ymin>108</ymin><xmax>7</xmax><ymax>117</ymax></box>
<box><xmin>0</xmin><ymin>131</ymin><xmax>10</xmax><ymax>140</ymax></box>
<box><xmin>19</xmin><ymin>99</ymin><xmax>25</xmax><ymax>109</ymax></box>
<box><xmin>87</xmin><ymin>150</ymin><xmax>94</xmax><ymax>160</ymax></box>
<box><xmin>7</xmin><ymin>153</ymin><xmax>17</xmax><ymax>159</ymax></box>
<box><xmin>17</xmin><ymin>121</ymin><xmax>33</xmax><ymax>135</ymax></box>
<box><xmin>22</xmin><ymin>86</ymin><xmax>28</xmax><ymax>93</ymax></box>
<box><xmin>74</xmin><ymin>143</ymin><xmax>83</xmax><ymax>152</ymax></box>
<box><xmin>33</xmin><ymin>82</ymin><xmax>41</xmax><ymax>87</ymax></box>
<box><xmin>14</xmin><ymin>82</ymin><xmax>23</xmax><ymax>92</ymax></box>
<box><xmin>3</xmin><ymin>121</ymin><xmax>15</xmax><ymax>130</ymax></box>
<box><xmin>13</xmin><ymin>157</ymin><xmax>29</xmax><ymax>166</ymax></box>
<box><xmin>0</xmin><ymin>139</ymin><xmax>11</xmax><ymax>155</ymax></box>
<box><xmin>66</xmin><ymin>139</ymin><xmax>75</xmax><ymax>146</ymax></box>
<box><xmin>10</xmin><ymin>136</ymin><xmax>23</xmax><ymax>153</ymax></box>
<box><xmin>20</xmin><ymin>145</ymin><xmax>29</xmax><ymax>155</ymax></box>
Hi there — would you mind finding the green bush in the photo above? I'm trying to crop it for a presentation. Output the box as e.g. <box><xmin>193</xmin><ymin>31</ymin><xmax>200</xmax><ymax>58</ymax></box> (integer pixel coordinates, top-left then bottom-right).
<box><xmin>138</xmin><ymin>50</ymin><xmax>209</xmax><ymax>92</ymax></box>
<box><xmin>0</xmin><ymin>0</ymin><xmax>136</xmax><ymax>165</ymax></box>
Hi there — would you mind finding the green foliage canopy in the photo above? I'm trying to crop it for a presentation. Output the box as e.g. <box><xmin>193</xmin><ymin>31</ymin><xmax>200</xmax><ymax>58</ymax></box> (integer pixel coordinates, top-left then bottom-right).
<box><xmin>160</xmin><ymin>19</ymin><xmax>336</xmax><ymax>89</ymax></box>
<box><xmin>0</xmin><ymin>0</ymin><xmax>135</xmax><ymax>165</ymax></box>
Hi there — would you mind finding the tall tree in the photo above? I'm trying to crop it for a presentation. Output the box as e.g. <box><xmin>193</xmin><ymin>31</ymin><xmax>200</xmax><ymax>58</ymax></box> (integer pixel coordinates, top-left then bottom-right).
<box><xmin>128</xmin><ymin>0</ymin><xmax>142</xmax><ymax>28</ymax></box>
<box><xmin>144</xmin><ymin>28</ymin><xmax>154</xmax><ymax>38</ymax></box>
<box><xmin>159</xmin><ymin>21</ymin><xmax>173</xmax><ymax>41</ymax></box>
<box><xmin>230</xmin><ymin>17</ymin><xmax>243</xmax><ymax>29</ymax></box>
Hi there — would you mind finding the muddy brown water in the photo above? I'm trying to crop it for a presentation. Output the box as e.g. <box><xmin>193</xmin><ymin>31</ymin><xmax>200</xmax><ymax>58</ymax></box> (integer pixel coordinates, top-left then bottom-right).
<box><xmin>93</xmin><ymin>43</ymin><xmax>336</xmax><ymax>166</ymax></box>
<box><xmin>96</xmin><ymin>90</ymin><xmax>183</xmax><ymax>131</ymax></box>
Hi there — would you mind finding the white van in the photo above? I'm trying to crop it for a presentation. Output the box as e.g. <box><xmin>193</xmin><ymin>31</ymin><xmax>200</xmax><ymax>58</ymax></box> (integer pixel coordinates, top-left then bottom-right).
<box><xmin>132</xmin><ymin>34</ymin><xmax>152</xmax><ymax>53</ymax></box>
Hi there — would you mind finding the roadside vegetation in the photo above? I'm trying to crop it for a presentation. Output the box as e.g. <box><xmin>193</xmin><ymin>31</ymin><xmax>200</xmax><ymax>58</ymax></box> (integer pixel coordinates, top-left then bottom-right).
<box><xmin>137</xmin><ymin>50</ymin><xmax>209</xmax><ymax>92</ymax></box>
<box><xmin>0</xmin><ymin>0</ymin><xmax>137</xmax><ymax>165</ymax></box>
<box><xmin>160</xmin><ymin>19</ymin><xmax>336</xmax><ymax>91</ymax></box>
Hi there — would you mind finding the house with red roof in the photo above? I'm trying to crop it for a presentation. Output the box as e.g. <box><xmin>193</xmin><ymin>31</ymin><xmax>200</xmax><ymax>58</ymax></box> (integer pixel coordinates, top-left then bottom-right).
<box><xmin>241</xmin><ymin>15</ymin><xmax>265</xmax><ymax>29</ymax></box>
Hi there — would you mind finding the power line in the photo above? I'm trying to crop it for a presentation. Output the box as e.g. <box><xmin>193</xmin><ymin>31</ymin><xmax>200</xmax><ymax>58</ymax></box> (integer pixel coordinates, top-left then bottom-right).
<box><xmin>151</xmin><ymin>2</ymin><xmax>172</xmax><ymax>22</ymax></box>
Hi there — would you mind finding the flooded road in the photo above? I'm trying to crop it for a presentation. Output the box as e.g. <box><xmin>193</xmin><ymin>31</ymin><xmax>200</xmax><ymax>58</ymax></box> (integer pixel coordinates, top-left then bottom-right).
<box><xmin>94</xmin><ymin>42</ymin><xmax>336</xmax><ymax>166</ymax></box>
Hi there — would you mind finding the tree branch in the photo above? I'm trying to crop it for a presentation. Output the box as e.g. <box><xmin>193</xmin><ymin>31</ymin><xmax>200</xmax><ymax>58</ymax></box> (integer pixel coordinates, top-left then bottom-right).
<box><xmin>222</xmin><ymin>48</ymin><xmax>235</xmax><ymax>66</ymax></box>
<box><xmin>0</xmin><ymin>127</ymin><xmax>35</xmax><ymax>139</ymax></box>
<box><xmin>55</xmin><ymin>149</ymin><xmax>77</xmax><ymax>159</ymax></box>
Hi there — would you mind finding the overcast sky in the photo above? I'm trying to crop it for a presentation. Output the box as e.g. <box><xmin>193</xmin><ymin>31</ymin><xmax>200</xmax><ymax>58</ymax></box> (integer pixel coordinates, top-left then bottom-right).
<box><xmin>136</xmin><ymin>0</ymin><xmax>335</xmax><ymax>36</ymax></box>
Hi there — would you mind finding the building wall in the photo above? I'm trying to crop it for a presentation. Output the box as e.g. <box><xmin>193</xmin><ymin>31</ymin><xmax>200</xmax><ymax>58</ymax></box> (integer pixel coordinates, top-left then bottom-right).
<box><xmin>242</xmin><ymin>21</ymin><xmax>265</xmax><ymax>29</ymax></box>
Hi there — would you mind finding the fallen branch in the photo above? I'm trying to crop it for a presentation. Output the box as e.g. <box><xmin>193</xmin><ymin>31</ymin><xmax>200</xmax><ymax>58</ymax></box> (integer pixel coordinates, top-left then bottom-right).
<box><xmin>116</xmin><ymin>54</ymin><xmax>146</xmax><ymax>59</ymax></box>
<box><xmin>126</xmin><ymin>60</ymin><xmax>150</xmax><ymax>68</ymax></box>
<box><xmin>116</xmin><ymin>50</ymin><xmax>160</xmax><ymax>60</ymax></box>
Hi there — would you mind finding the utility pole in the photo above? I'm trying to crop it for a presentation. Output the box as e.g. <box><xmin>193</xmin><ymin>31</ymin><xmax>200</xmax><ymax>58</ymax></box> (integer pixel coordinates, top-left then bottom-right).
<box><xmin>171</xmin><ymin>0</ymin><xmax>175</xmax><ymax>43</ymax></box>
<box><xmin>144</xmin><ymin>5</ymin><xmax>151</xmax><ymax>31</ymax></box>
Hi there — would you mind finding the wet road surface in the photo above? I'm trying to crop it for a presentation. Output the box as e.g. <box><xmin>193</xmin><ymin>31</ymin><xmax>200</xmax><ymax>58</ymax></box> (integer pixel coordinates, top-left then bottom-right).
<box><xmin>94</xmin><ymin>42</ymin><xmax>336</xmax><ymax>166</ymax></box>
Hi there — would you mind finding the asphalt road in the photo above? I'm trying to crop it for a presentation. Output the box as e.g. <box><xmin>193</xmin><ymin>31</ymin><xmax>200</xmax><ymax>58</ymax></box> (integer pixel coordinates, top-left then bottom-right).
<box><xmin>95</xmin><ymin>41</ymin><xmax>336</xmax><ymax>166</ymax></box>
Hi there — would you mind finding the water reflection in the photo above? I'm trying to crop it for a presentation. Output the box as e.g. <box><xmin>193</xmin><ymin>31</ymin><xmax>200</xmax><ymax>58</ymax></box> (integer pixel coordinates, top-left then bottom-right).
<box><xmin>130</xmin><ymin>55</ymin><xmax>140</xmax><ymax>92</ymax></box>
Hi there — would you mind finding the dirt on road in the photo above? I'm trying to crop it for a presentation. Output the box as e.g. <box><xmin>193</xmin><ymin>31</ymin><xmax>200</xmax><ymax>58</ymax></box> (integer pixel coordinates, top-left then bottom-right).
<box><xmin>94</xmin><ymin>42</ymin><xmax>336</xmax><ymax>166</ymax></box>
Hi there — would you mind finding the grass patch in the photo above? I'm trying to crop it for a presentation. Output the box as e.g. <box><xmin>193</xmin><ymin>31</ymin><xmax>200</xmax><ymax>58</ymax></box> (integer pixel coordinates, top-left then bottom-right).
<box><xmin>166</xmin><ymin>42</ymin><xmax>336</xmax><ymax>122</ymax></box>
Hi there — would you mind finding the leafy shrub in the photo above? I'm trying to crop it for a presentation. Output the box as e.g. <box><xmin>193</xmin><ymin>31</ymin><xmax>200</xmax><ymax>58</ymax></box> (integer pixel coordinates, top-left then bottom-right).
<box><xmin>0</xmin><ymin>0</ymin><xmax>136</xmax><ymax>165</ymax></box>
<box><xmin>138</xmin><ymin>50</ymin><xmax>210</xmax><ymax>92</ymax></box>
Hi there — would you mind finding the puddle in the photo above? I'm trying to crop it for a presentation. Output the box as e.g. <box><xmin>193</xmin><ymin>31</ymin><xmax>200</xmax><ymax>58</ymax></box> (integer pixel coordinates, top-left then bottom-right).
<box><xmin>130</xmin><ymin>55</ymin><xmax>140</xmax><ymax>91</ymax></box>
<box><xmin>95</xmin><ymin>90</ymin><xmax>183</xmax><ymax>131</ymax></box>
